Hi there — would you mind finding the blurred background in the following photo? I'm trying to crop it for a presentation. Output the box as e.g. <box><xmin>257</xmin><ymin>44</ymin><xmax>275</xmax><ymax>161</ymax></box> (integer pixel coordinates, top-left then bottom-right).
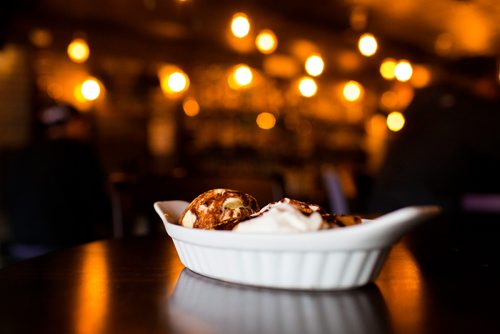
<box><xmin>0</xmin><ymin>0</ymin><xmax>499</xmax><ymax>261</ymax></box>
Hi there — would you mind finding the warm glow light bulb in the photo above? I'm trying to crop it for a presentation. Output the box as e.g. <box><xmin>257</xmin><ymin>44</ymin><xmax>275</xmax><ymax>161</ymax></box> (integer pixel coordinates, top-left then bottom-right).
<box><xmin>81</xmin><ymin>78</ymin><xmax>101</xmax><ymax>101</ymax></box>
<box><xmin>305</xmin><ymin>55</ymin><xmax>325</xmax><ymax>77</ymax></box>
<box><xmin>256</xmin><ymin>112</ymin><xmax>276</xmax><ymax>130</ymax></box>
<box><xmin>342</xmin><ymin>80</ymin><xmax>364</xmax><ymax>102</ymax></box>
<box><xmin>183</xmin><ymin>97</ymin><xmax>200</xmax><ymax>117</ymax></box>
<box><xmin>358</xmin><ymin>33</ymin><xmax>378</xmax><ymax>57</ymax></box>
<box><xmin>394</xmin><ymin>60</ymin><xmax>413</xmax><ymax>82</ymax></box>
<box><xmin>256</xmin><ymin>29</ymin><xmax>278</xmax><ymax>54</ymax></box>
<box><xmin>387</xmin><ymin>111</ymin><xmax>405</xmax><ymax>132</ymax></box>
<box><xmin>380</xmin><ymin>58</ymin><xmax>397</xmax><ymax>80</ymax></box>
<box><xmin>298</xmin><ymin>77</ymin><xmax>317</xmax><ymax>97</ymax></box>
<box><xmin>231</xmin><ymin>13</ymin><xmax>251</xmax><ymax>38</ymax></box>
<box><xmin>67</xmin><ymin>38</ymin><xmax>89</xmax><ymax>63</ymax></box>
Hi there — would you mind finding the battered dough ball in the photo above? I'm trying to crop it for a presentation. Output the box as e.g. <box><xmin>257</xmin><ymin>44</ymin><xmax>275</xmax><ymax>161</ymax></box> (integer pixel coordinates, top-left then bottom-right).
<box><xmin>180</xmin><ymin>189</ymin><xmax>260</xmax><ymax>230</ymax></box>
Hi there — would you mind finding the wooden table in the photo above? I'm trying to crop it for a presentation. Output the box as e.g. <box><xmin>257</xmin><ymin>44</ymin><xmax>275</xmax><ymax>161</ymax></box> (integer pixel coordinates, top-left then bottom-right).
<box><xmin>1</xmin><ymin>236</ymin><xmax>499</xmax><ymax>334</ymax></box>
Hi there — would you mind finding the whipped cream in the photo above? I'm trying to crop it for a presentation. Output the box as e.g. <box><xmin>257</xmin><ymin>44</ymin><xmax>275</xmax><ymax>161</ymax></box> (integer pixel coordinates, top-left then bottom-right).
<box><xmin>233</xmin><ymin>201</ymin><xmax>327</xmax><ymax>233</ymax></box>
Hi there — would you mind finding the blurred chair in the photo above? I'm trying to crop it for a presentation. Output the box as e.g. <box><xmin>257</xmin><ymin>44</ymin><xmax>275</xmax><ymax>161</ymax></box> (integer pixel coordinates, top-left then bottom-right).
<box><xmin>321</xmin><ymin>167</ymin><xmax>349</xmax><ymax>214</ymax></box>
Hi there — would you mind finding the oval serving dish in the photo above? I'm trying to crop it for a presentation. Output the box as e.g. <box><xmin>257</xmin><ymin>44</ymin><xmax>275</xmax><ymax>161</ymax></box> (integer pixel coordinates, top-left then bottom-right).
<box><xmin>154</xmin><ymin>201</ymin><xmax>440</xmax><ymax>290</ymax></box>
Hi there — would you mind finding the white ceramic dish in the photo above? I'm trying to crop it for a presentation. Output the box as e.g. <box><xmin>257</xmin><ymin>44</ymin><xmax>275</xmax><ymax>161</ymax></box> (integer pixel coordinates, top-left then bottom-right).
<box><xmin>154</xmin><ymin>201</ymin><xmax>440</xmax><ymax>290</ymax></box>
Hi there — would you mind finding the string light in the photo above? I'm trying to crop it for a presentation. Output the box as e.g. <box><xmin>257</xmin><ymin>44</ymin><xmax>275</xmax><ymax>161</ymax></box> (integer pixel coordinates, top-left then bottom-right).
<box><xmin>256</xmin><ymin>112</ymin><xmax>276</xmax><ymax>129</ymax></box>
<box><xmin>67</xmin><ymin>38</ymin><xmax>89</xmax><ymax>63</ymax></box>
<box><xmin>231</xmin><ymin>13</ymin><xmax>251</xmax><ymax>38</ymax></box>
<box><xmin>298</xmin><ymin>76</ymin><xmax>317</xmax><ymax>97</ymax></box>
<box><xmin>305</xmin><ymin>55</ymin><xmax>324</xmax><ymax>77</ymax></box>
<box><xmin>394</xmin><ymin>60</ymin><xmax>413</xmax><ymax>82</ymax></box>
<box><xmin>358</xmin><ymin>33</ymin><xmax>378</xmax><ymax>57</ymax></box>
<box><xmin>256</xmin><ymin>29</ymin><xmax>278</xmax><ymax>54</ymax></box>
<box><xmin>387</xmin><ymin>111</ymin><xmax>405</xmax><ymax>132</ymax></box>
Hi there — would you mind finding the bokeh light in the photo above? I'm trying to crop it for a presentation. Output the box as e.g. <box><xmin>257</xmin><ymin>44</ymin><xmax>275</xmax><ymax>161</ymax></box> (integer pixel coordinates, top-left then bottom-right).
<box><xmin>80</xmin><ymin>78</ymin><xmax>101</xmax><ymax>101</ymax></box>
<box><xmin>358</xmin><ymin>33</ymin><xmax>378</xmax><ymax>57</ymax></box>
<box><xmin>435</xmin><ymin>33</ymin><xmax>454</xmax><ymax>56</ymax></box>
<box><xmin>350</xmin><ymin>6</ymin><xmax>368</xmax><ymax>31</ymax></box>
<box><xmin>394</xmin><ymin>60</ymin><xmax>413</xmax><ymax>82</ymax></box>
<box><xmin>256</xmin><ymin>29</ymin><xmax>278</xmax><ymax>54</ymax></box>
<box><xmin>231</xmin><ymin>13</ymin><xmax>251</xmax><ymax>38</ymax></box>
<box><xmin>387</xmin><ymin>111</ymin><xmax>405</xmax><ymax>132</ymax></box>
<box><xmin>67</xmin><ymin>38</ymin><xmax>89</xmax><ymax>63</ymax></box>
<box><xmin>342</xmin><ymin>80</ymin><xmax>364</xmax><ymax>102</ymax></box>
<box><xmin>380</xmin><ymin>58</ymin><xmax>397</xmax><ymax>80</ymax></box>
<box><xmin>159</xmin><ymin>66</ymin><xmax>190</xmax><ymax>96</ymax></box>
<box><xmin>410</xmin><ymin>65</ymin><xmax>432</xmax><ymax>88</ymax></box>
<box><xmin>380</xmin><ymin>91</ymin><xmax>399</xmax><ymax>110</ymax></box>
<box><xmin>256</xmin><ymin>112</ymin><xmax>276</xmax><ymax>130</ymax></box>
<box><xmin>183</xmin><ymin>97</ymin><xmax>200</xmax><ymax>117</ymax></box>
<box><xmin>168</xmin><ymin>72</ymin><xmax>189</xmax><ymax>93</ymax></box>
<box><xmin>228</xmin><ymin>64</ymin><xmax>253</xmax><ymax>89</ymax></box>
<box><xmin>30</xmin><ymin>28</ymin><xmax>53</xmax><ymax>48</ymax></box>
<box><xmin>305</xmin><ymin>55</ymin><xmax>324</xmax><ymax>77</ymax></box>
<box><xmin>298</xmin><ymin>76</ymin><xmax>317</xmax><ymax>97</ymax></box>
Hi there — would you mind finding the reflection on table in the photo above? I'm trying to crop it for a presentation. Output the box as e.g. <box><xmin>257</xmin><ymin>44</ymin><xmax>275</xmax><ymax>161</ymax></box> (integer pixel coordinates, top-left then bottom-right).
<box><xmin>169</xmin><ymin>268</ymin><xmax>391</xmax><ymax>334</ymax></box>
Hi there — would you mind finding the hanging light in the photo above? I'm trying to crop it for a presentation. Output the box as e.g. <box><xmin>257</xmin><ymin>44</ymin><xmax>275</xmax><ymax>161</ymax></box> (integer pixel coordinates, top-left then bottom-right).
<box><xmin>231</xmin><ymin>13</ymin><xmax>251</xmax><ymax>38</ymax></box>
<box><xmin>67</xmin><ymin>38</ymin><xmax>90</xmax><ymax>63</ymax></box>
<box><xmin>305</xmin><ymin>54</ymin><xmax>325</xmax><ymax>77</ymax></box>
<box><xmin>256</xmin><ymin>29</ymin><xmax>278</xmax><ymax>54</ymax></box>
<box><xmin>298</xmin><ymin>76</ymin><xmax>317</xmax><ymax>97</ymax></box>
<box><xmin>358</xmin><ymin>33</ymin><xmax>378</xmax><ymax>57</ymax></box>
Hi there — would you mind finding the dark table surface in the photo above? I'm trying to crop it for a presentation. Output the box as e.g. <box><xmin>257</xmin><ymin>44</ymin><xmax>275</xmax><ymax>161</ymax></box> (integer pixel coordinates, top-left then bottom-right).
<box><xmin>1</xmin><ymin>235</ymin><xmax>500</xmax><ymax>334</ymax></box>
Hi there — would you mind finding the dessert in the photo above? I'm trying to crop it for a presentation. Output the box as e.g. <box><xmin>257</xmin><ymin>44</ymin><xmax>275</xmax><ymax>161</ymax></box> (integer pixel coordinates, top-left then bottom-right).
<box><xmin>179</xmin><ymin>189</ymin><xmax>259</xmax><ymax>230</ymax></box>
<box><xmin>234</xmin><ymin>198</ymin><xmax>361</xmax><ymax>233</ymax></box>
<box><xmin>178</xmin><ymin>189</ymin><xmax>361</xmax><ymax>232</ymax></box>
